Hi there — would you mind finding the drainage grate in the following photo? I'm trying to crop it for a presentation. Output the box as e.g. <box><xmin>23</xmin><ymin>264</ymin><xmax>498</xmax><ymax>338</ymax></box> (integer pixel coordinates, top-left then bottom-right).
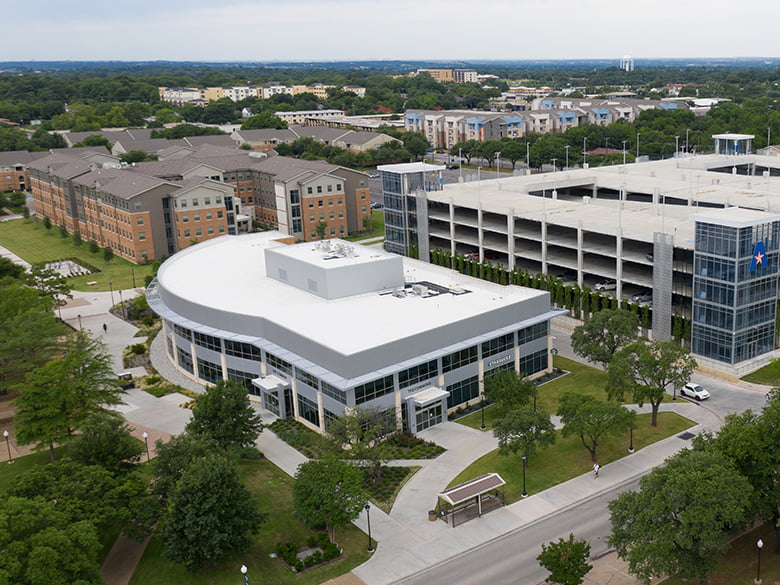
<box><xmin>678</xmin><ymin>431</ymin><xmax>696</xmax><ymax>440</ymax></box>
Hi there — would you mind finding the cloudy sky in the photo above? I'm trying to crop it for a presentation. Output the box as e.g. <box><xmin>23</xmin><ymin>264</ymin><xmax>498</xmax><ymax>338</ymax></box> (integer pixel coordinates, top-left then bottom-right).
<box><xmin>10</xmin><ymin>0</ymin><xmax>780</xmax><ymax>62</ymax></box>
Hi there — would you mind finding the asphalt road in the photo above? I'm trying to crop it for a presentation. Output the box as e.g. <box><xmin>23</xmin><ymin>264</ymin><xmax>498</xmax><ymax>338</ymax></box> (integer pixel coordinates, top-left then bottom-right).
<box><xmin>393</xmin><ymin>478</ymin><xmax>640</xmax><ymax>585</ymax></box>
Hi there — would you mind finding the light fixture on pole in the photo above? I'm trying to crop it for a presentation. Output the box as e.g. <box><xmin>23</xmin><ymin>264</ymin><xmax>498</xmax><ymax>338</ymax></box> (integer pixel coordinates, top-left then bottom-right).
<box><xmin>3</xmin><ymin>430</ymin><xmax>13</xmax><ymax>464</ymax></box>
<box><xmin>768</xmin><ymin>127</ymin><xmax>772</xmax><ymax>149</ymax></box>
<box><xmin>142</xmin><ymin>431</ymin><xmax>150</xmax><ymax>462</ymax></box>
<box><xmin>109</xmin><ymin>281</ymin><xmax>115</xmax><ymax>307</ymax></box>
<box><xmin>458</xmin><ymin>147</ymin><xmax>463</xmax><ymax>179</ymax></box>
<box><xmin>564</xmin><ymin>145</ymin><xmax>570</xmax><ymax>170</ymax></box>
<box><xmin>675</xmin><ymin>135</ymin><xmax>680</xmax><ymax>157</ymax></box>
<box><xmin>686</xmin><ymin>128</ymin><xmax>690</xmax><ymax>153</ymax></box>
<box><xmin>241</xmin><ymin>564</ymin><xmax>249</xmax><ymax>585</ymax></box>
<box><xmin>755</xmin><ymin>538</ymin><xmax>763</xmax><ymax>585</ymax></box>
<box><xmin>551</xmin><ymin>158</ymin><xmax>557</xmax><ymax>172</ymax></box>
<box><xmin>628</xmin><ymin>427</ymin><xmax>634</xmax><ymax>453</ymax></box>
<box><xmin>480</xmin><ymin>392</ymin><xmax>486</xmax><ymax>430</ymax></box>
<box><xmin>131</xmin><ymin>265</ymin><xmax>136</xmax><ymax>288</ymax></box>
<box><xmin>495</xmin><ymin>151</ymin><xmax>501</xmax><ymax>179</ymax></box>
<box><xmin>521</xmin><ymin>454</ymin><xmax>528</xmax><ymax>498</ymax></box>
<box><xmin>636</xmin><ymin>133</ymin><xmax>640</xmax><ymax>158</ymax></box>
<box><xmin>526</xmin><ymin>141</ymin><xmax>530</xmax><ymax>168</ymax></box>
<box><xmin>365</xmin><ymin>503</ymin><xmax>374</xmax><ymax>552</ymax></box>
<box><xmin>582</xmin><ymin>137</ymin><xmax>588</xmax><ymax>167</ymax></box>
<box><xmin>77</xmin><ymin>313</ymin><xmax>82</xmax><ymax>331</ymax></box>
<box><xmin>622</xmin><ymin>140</ymin><xmax>627</xmax><ymax>165</ymax></box>
<box><xmin>118</xmin><ymin>289</ymin><xmax>124</xmax><ymax>318</ymax></box>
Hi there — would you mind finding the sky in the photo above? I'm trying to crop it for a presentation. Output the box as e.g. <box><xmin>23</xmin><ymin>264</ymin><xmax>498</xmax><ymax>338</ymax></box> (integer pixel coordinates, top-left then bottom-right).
<box><xmin>9</xmin><ymin>0</ymin><xmax>780</xmax><ymax>62</ymax></box>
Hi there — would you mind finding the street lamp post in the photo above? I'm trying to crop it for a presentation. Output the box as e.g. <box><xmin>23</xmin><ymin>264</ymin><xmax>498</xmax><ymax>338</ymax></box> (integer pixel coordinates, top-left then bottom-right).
<box><xmin>564</xmin><ymin>145</ymin><xmax>570</xmax><ymax>170</ymax></box>
<box><xmin>142</xmin><ymin>431</ymin><xmax>150</xmax><ymax>462</ymax></box>
<box><xmin>458</xmin><ymin>147</ymin><xmax>463</xmax><ymax>180</ymax></box>
<box><xmin>365</xmin><ymin>504</ymin><xmax>374</xmax><ymax>552</ymax></box>
<box><xmin>495</xmin><ymin>152</ymin><xmax>501</xmax><ymax>179</ymax></box>
<box><xmin>755</xmin><ymin>538</ymin><xmax>763</xmax><ymax>584</ymax></box>
<box><xmin>622</xmin><ymin>140</ymin><xmax>627</xmax><ymax>165</ymax></box>
<box><xmin>521</xmin><ymin>454</ymin><xmax>528</xmax><ymax>498</ymax></box>
<box><xmin>686</xmin><ymin>128</ymin><xmax>690</xmax><ymax>153</ymax></box>
<box><xmin>526</xmin><ymin>141</ymin><xmax>530</xmax><ymax>168</ymax></box>
<box><xmin>636</xmin><ymin>133</ymin><xmax>641</xmax><ymax>159</ymax></box>
<box><xmin>3</xmin><ymin>430</ymin><xmax>13</xmax><ymax>464</ymax></box>
<box><xmin>118</xmin><ymin>289</ymin><xmax>124</xmax><ymax>318</ymax></box>
<box><xmin>675</xmin><ymin>135</ymin><xmax>680</xmax><ymax>157</ymax></box>
<box><xmin>240</xmin><ymin>564</ymin><xmax>248</xmax><ymax>585</ymax></box>
<box><xmin>551</xmin><ymin>158</ymin><xmax>557</xmax><ymax>172</ymax></box>
<box><xmin>109</xmin><ymin>281</ymin><xmax>115</xmax><ymax>307</ymax></box>
<box><xmin>628</xmin><ymin>427</ymin><xmax>634</xmax><ymax>453</ymax></box>
<box><xmin>131</xmin><ymin>265</ymin><xmax>136</xmax><ymax>289</ymax></box>
<box><xmin>77</xmin><ymin>314</ymin><xmax>82</xmax><ymax>330</ymax></box>
<box><xmin>480</xmin><ymin>392</ymin><xmax>486</xmax><ymax>430</ymax></box>
<box><xmin>582</xmin><ymin>137</ymin><xmax>588</xmax><ymax>167</ymax></box>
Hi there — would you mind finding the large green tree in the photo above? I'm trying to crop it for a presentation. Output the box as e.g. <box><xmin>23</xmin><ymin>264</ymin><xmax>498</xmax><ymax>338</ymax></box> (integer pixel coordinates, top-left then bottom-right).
<box><xmin>0</xmin><ymin>496</ymin><xmax>103</xmax><ymax>585</ymax></box>
<box><xmin>570</xmin><ymin>309</ymin><xmax>640</xmax><ymax>368</ymax></box>
<box><xmin>537</xmin><ymin>533</ymin><xmax>592</xmax><ymax>585</ymax></box>
<box><xmin>14</xmin><ymin>330</ymin><xmax>124</xmax><ymax>460</ymax></box>
<box><xmin>608</xmin><ymin>449</ymin><xmax>753</xmax><ymax>585</ymax></box>
<box><xmin>606</xmin><ymin>340</ymin><xmax>696</xmax><ymax>426</ymax></box>
<box><xmin>293</xmin><ymin>457</ymin><xmax>367</xmax><ymax>543</ymax></box>
<box><xmin>492</xmin><ymin>407</ymin><xmax>556</xmax><ymax>459</ymax></box>
<box><xmin>185</xmin><ymin>380</ymin><xmax>263</xmax><ymax>452</ymax></box>
<box><xmin>557</xmin><ymin>393</ymin><xmax>636</xmax><ymax>462</ymax></box>
<box><xmin>161</xmin><ymin>456</ymin><xmax>264</xmax><ymax>571</ymax></box>
<box><xmin>67</xmin><ymin>410</ymin><xmax>145</xmax><ymax>475</ymax></box>
<box><xmin>150</xmin><ymin>432</ymin><xmax>214</xmax><ymax>499</ymax></box>
<box><xmin>0</xmin><ymin>280</ymin><xmax>61</xmax><ymax>394</ymax></box>
<box><xmin>484</xmin><ymin>369</ymin><xmax>537</xmax><ymax>416</ymax></box>
<box><xmin>8</xmin><ymin>458</ymin><xmax>159</xmax><ymax>540</ymax></box>
<box><xmin>240</xmin><ymin>112</ymin><xmax>288</xmax><ymax>130</ymax></box>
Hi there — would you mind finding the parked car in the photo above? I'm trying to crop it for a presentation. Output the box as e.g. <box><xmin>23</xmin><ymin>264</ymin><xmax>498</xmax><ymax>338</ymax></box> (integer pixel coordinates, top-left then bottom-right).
<box><xmin>681</xmin><ymin>382</ymin><xmax>710</xmax><ymax>401</ymax></box>
<box><xmin>555</xmin><ymin>271</ymin><xmax>577</xmax><ymax>282</ymax></box>
<box><xmin>446</xmin><ymin>164</ymin><xmax>460</xmax><ymax>170</ymax></box>
<box><xmin>594</xmin><ymin>280</ymin><xmax>617</xmax><ymax>291</ymax></box>
<box><xmin>368</xmin><ymin>172</ymin><xmax>380</xmax><ymax>179</ymax></box>
<box><xmin>370</xmin><ymin>202</ymin><xmax>383</xmax><ymax>209</ymax></box>
<box><xmin>631</xmin><ymin>291</ymin><xmax>652</xmax><ymax>303</ymax></box>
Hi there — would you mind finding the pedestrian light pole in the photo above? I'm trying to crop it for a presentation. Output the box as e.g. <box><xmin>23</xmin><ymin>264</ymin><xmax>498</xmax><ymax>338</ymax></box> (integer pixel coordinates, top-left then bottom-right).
<box><xmin>755</xmin><ymin>538</ymin><xmax>763</xmax><ymax>585</ymax></box>
<box><xmin>628</xmin><ymin>427</ymin><xmax>635</xmax><ymax>453</ymax></box>
<box><xmin>622</xmin><ymin>140</ymin><xmax>627</xmax><ymax>165</ymax></box>
<box><xmin>495</xmin><ymin>152</ymin><xmax>501</xmax><ymax>179</ymax></box>
<box><xmin>564</xmin><ymin>145</ymin><xmax>570</xmax><ymax>170</ymax></box>
<box><xmin>240</xmin><ymin>564</ymin><xmax>248</xmax><ymax>585</ymax></box>
<box><xmin>109</xmin><ymin>281</ymin><xmax>115</xmax><ymax>307</ymax></box>
<box><xmin>3</xmin><ymin>430</ymin><xmax>13</xmax><ymax>464</ymax></box>
<box><xmin>365</xmin><ymin>504</ymin><xmax>374</xmax><ymax>552</ymax></box>
<box><xmin>521</xmin><ymin>454</ymin><xmax>528</xmax><ymax>498</ymax></box>
<box><xmin>142</xmin><ymin>431</ymin><xmax>150</xmax><ymax>462</ymax></box>
<box><xmin>480</xmin><ymin>392</ymin><xmax>486</xmax><ymax>430</ymax></box>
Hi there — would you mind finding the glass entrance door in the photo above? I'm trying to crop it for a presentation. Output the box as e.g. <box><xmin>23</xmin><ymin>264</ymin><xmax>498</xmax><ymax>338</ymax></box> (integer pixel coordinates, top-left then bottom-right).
<box><xmin>415</xmin><ymin>402</ymin><xmax>442</xmax><ymax>432</ymax></box>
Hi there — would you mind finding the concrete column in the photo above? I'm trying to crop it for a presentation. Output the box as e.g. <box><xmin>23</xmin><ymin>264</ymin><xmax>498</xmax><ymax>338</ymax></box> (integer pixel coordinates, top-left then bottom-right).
<box><xmin>616</xmin><ymin>231</ymin><xmax>623</xmax><ymax>299</ymax></box>
<box><xmin>316</xmin><ymin>391</ymin><xmax>325</xmax><ymax>433</ymax></box>
<box><xmin>449</xmin><ymin>200</ymin><xmax>456</xmax><ymax>259</ymax></box>
<box><xmin>477</xmin><ymin>205</ymin><xmax>484</xmax><ymax>263</ymax></box>
<box><xmin>507</xmin><ymin>210</ymin><xmax>515</xmax><ymax>271</ymax></box>
<box><xmin>541</xmin><ymin>215</ymin><xmax>548</xmax><ymax>273</ymax></box>
<box><xmin>577</xmin><ymin>221</ymin><xmax>584</xmax><ymax>286</ymax></box>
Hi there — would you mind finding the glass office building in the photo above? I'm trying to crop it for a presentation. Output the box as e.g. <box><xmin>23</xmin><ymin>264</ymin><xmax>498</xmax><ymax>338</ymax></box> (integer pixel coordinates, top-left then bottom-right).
<box><xmin>379</xmin><ymin>162</ymin><xmax>444</xmax><ymax>256</ymax></box>
<box><xmin>691</xmin><ymin>208</ymin><xmax>780</xmax><ymax>365</ymax></box>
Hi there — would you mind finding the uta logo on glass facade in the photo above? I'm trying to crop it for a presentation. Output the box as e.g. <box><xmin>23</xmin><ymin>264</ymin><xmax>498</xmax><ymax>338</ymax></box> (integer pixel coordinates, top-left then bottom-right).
<box><xmin>750</xmin><ymin>241</ymin><xmax>767</xmax><ymax>271</ymax></box>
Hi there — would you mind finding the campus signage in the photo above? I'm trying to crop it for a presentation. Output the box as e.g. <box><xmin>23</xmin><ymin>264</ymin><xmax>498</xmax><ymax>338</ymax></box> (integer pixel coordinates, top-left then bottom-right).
<box><xmin>750</xmin><ymin>241</ymin><xmax>767</xmax><ymax>271</ymax></box>
<box><xmin>487</xmin><ymin>354</ymin><xmax>513</xmax><ymax>368</ymax></box>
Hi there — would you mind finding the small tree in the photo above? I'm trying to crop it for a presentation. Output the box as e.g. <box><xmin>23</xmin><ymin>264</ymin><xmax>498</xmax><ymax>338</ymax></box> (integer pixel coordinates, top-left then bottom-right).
<box><xmin>493</xmin><ymin>407</ymin><xmax>556</xmax><ymax>459</ymax></box>
<box><xmin>293</xmin><ymin>457</ymin><xmax>367</xmax><ymax>543</ymax></box>
<box><xmin>89</xmin><ymin>240</ymin><xmax>99</xmax><ymax>254</ymax></box>
<box><xmin>185</xmin><ymin>380</ymin><xmax>263</xmax><ymax>452</ymax></box>
<box><xmin>315</xmin><ymin>221</ymin><xmax>328</xmax><ymax>240</ymax></box>
<box><xmin>326</xmin><ymin>407</ymin><xmax>396</xmax><ymax>483</ymax></box>
<box><xmin>557</xmin><ymin>393</ymin><xmax>636</xmax><ymax>462</ymax></box>
<box><xmin>484</xmin><ymin>369</ymin><xmax>537</xmax><ymax>416</ymax></box>
<box><xmin>161</xmin><ymin>456</ymin><xmax>264</xmax><ymax>571</ymax></box>
<box><xmin>24</xmin><ymin>263</ymin><xmax>72</xmax><ymax>311</ymax></box>
<box><xmin>362</xmin><ymin>215</ymin><xmax>373</xmax><ymax>233</ymax></box>
<box><xmin>607</xmin><ymin>340</ymin><xmax>697</xmax><ymax>426</ymax></box>
<box><xmin>72</xmin><ymin>230</ymin><xmax>82</xmax><ymax>247</ymax></box>
<box><xmin>570</xmin><ymin>309</ymin><xmax>639</xmax><ymax>369</ymax></box>
<box><xmin>43</xmin><ymin>216</ymin><xmax>52</xmax><ymax>230</ymax></box>
<box><xmin>68</xmin><ymin>410</ymin><xmax>145</xmax><ymax>475</ymax></box>
<box><xmin>537</xmin><ymin>533</ymin><xmax>592</xmax><ymax>585</ymax></box>
<box><xmin>103</xmin><ymin>246</ymin><xmax>114</xmax><ymax>262</ymax></box>
<box><xmin>59</xmin><ymin>225</ymin><xmax>68</xmax><ymax>238</ymax></box>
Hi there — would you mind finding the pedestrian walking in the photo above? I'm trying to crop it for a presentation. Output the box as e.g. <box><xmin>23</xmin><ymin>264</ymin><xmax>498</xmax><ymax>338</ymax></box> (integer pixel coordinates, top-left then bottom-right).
<box><xmin>593</xmin><ymin>463</ymin><xmax>600</xmax><ymax>478</ymax></box>
<box><xmin>102</xmin><ymin>323</ymin><xmax>108</xmax><ymax>334</ymax></box>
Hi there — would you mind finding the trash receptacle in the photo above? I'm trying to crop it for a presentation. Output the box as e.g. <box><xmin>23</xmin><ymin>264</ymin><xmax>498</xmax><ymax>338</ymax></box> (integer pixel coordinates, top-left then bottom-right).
<box><xmin>428</xmin><ymin>510</ymin><xmax>437</xmax><ymax>521</ymax></box>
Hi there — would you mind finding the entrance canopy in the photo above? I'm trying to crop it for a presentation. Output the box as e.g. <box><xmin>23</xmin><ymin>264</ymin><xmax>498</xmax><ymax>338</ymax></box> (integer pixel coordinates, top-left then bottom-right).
<box><xmin>408</xmin><ymin>386</ymin><xmax>449</xmax><ymax>407</ymax></box>
<box><xmin>439</xmin><ymin>473</ymin><xmax>506</xmax><ymax>505</ymax></box>
<box><xmin>251</xmin><ymin>374</ymin><xmax>288</xmax><ymax>392</ymax></box>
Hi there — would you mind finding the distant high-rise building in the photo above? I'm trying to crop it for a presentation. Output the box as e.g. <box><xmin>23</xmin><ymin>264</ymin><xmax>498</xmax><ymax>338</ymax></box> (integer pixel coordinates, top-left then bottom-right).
<box><xmin>619</xmin><ymin>55</ymin><xmax>635</xmax><ymax>71</ymax></box>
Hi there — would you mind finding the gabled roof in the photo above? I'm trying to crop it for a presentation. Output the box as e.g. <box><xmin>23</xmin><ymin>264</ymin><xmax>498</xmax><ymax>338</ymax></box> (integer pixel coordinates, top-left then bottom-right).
<box><xmin>231</xmin><ymin>128</ymin><xmax>298</xmax><ymax>144</ymax></box>
<box><xmin>0</xmin><ymin>150</ymin><xmax>49</xmax><ymax>166</ymax></box>
<box><xmin>71</xmin><ymin>167</ymin><xmax>178</xmax><ymax>200</ymax></box>
<box><xmin>183</xmin><ymin>135</ymin><xmax>237</xmax><ymax>148</ymax></box>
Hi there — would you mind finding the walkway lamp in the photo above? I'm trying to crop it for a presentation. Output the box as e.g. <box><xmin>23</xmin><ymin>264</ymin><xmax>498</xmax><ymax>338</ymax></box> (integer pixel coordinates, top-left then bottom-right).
<box><xmin>628</xmin><ymin>427</ymin><xmax>634</xmax><ymax>453</ymax></box>
<box><xmin>109</xmin><ymin>281</ymin><xmax>115</xmax><ymax>307</ymax></box>
<box><xmin>131</xmin><ymin>265</ymin><xmax>136</xmax><ymax>288</ymax></box>
<box><xmin>480</xmin><ymin>392</ymin><xmax>486</xmax><ymax>430</ymax></box>
<box><xmin>240</xmin><ymin>564</ymin><xmax>248</xmax><ymax>585</ymax></box>
<box><xmin>521</xmin><ymin>454</ymin><xmax>528</xmax><ymax>498</ymax></box>
<box><xmin>77</xmin><ymin>314</ymin><xmax>82</xmax><ymax>330</ymax></box>
<box><xmin>636</xmin><ymin>133</ymin><xmax>640</xmax><ymax>158</ymax></box>
<box><xmin>564</xmin><ymin>145</ymin><xmax>570</xmax><ymax>170</ymax></box>
<box><xmin>142</xmin><ymin>431</ymin><xmax>150</xmax><ymax>462</ymax></box>
<box><xmin>3</xmin><ymin>430</ymin><xmax>12</xmax><ymax>464</ymax></box>
<box><xmin>755</xmin><ymin>538</ymin><xmax>763</xmax><ymax>584</ymax></box>
<box><xmin>365</xmin><ymin>504</ymin><xmax>374</xmax><ymax>552</ymax></box>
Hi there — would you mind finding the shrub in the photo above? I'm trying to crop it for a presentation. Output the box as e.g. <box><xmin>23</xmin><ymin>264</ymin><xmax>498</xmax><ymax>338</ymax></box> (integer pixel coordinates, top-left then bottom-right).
<box><xmin>141</xmin><ymin>315</ymin><xmax>155</xmax><ymax>326</ymax></box>
<box><xmin>131</xmin><ymin>343</ymin><xmax>146</xmax><ymax>355</ymax></box>
<box><xmin>72</xmin><ymin>231</ymin><xmax>82</xmax><ymax>247</ymax></box>
<box><xmin>103</xmin><ymin>247</ymin><xmax>114</xmax><ymax>262</ymax></box>
<box><xmin>89</xmin><ymin>240</ymin><xmax>99</xmax><ymax>254</ymax></box>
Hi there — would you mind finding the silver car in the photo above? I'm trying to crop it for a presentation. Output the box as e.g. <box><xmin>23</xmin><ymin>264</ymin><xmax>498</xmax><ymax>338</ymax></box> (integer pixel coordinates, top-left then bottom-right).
<box><xmin>681</xmin><ymin>383</ymin><xmax>710</xmax><ymax>401</ymax></box>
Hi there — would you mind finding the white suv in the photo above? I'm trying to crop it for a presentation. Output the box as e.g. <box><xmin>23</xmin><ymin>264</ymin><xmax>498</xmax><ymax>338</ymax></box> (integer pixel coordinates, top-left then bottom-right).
<box><xmin>594</xmin><ymin>280</ymin><xmax>617</xmax><ymax>291</ymax></box>
<box><xmin>681</xmin><ymin>383</ymin><xmax>710</xmax><ymax>401</ymax></box>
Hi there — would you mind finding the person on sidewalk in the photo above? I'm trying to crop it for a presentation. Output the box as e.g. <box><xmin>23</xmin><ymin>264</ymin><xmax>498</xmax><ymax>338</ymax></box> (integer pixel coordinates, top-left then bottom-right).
<box><xmin>593</xmin><ymin>463</ymin><xmax>600</xmax><ymax>478</ymax></box>
<box><xmin>103</xmin><ymin>323</ymin><xmax>108</xmax><ymax>334</ymax></box>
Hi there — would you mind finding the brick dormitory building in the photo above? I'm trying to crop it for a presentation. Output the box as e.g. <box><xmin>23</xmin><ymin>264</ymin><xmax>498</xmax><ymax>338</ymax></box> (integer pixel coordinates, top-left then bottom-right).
<box><xmin>27</xmin><ymin>144</ymin><xmax>371</xmax><ymax>263</ymax></box>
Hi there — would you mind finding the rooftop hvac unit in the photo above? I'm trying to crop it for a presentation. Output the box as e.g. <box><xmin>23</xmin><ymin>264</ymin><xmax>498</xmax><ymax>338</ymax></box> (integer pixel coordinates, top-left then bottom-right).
<box><xmin>411</xmin><ymin>284</ymin><xmax>428</xmax><ymax>297</ymax></box>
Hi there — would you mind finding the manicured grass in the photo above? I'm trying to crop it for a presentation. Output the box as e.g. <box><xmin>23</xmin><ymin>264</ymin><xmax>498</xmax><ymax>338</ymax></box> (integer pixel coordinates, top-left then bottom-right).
<box><xmin>0</xmin><ymin>218</ymin><xmax>153</xmax><ymax>291</ymax></box>
<box><xmin>0</xmin><ymin>448</ymin><xmax>58</xmax><ymax>494</ymax></box>
<box><xmin>345</xmin><ymin>209</ymin><xmax>384</xmax><ymax>241</ymax></box>
<box><xmin>661</xmin><ymin>522</ymin><xmax>780</xmax><ymax>585</ymax></box>
<box><xmin>128</xmin><ymin>458</ymin><xmax>372</xmax><ymax>585</ymax></box>
<box><xmin>741</xmin><ymin>359</ymin><xmax>780</xmax><ymax>386</ymax></box>
<box><xmin>447</xmin><ymin>412</ymin><xmax>694</xmax><ymax>504</ymax></box>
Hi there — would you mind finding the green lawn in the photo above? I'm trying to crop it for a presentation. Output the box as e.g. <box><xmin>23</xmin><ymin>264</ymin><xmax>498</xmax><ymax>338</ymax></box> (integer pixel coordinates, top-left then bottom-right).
<box><xmin>345</xmin><ymin>210</ymin><xmax>384</xmax><ymax>242</ymax></box>
<box><xmin>447</xmin><ymin>411</ymin><xmax>693</xmax><ymax>504</ymax></box>
<box><xmin>129</xmin><ymin>458</ymin><xmax>372</xmax><ymax>585</ymax></box>
<box><xmin>741</xmin><ymin>358</ymin><xmax>780</xmax><ymax>386</ymax></box>
<box><xmin>457</xmin><ymin>356</ymin><xmax>675</xmax><ymax>432</ymax></box>
<box><xmin>0</xmin><ymin>218</ymin><xmax>153</xmax><ymax>291</ymax></box>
